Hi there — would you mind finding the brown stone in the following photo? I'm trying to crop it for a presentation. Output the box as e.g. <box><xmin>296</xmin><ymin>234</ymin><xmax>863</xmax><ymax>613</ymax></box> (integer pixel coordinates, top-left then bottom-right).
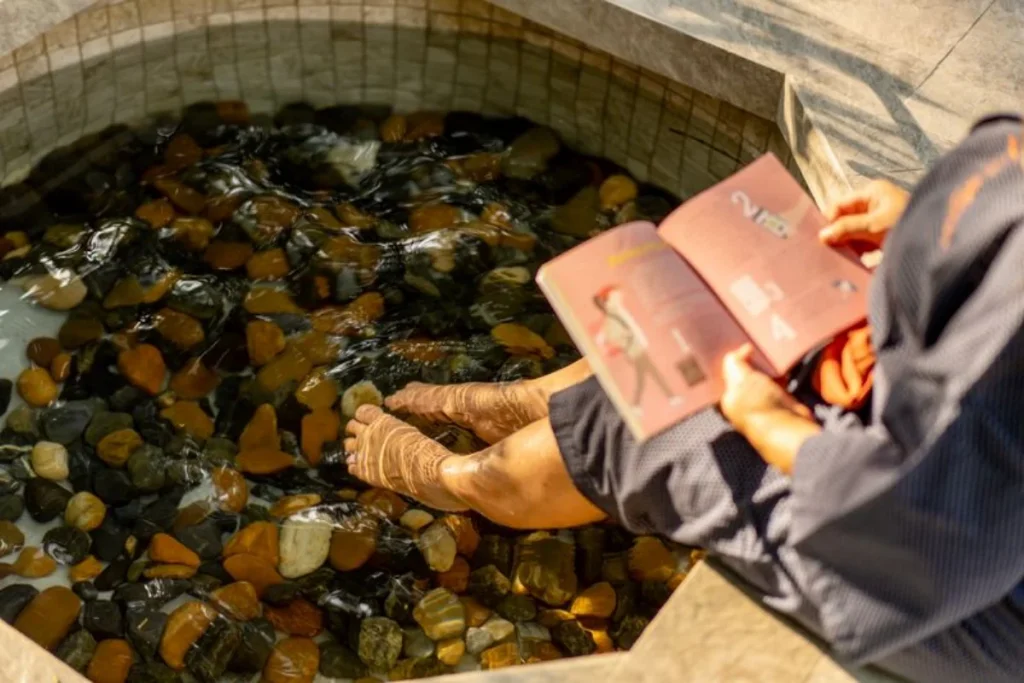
<box><xmin>239</xmin><ymin>404</ymin><xmax>280</xmax><ymax>451</ymax></box>
<box><xmin>169</xmin><ymin>357</ymin><xmax>220</xmax><ymax>399</ymax></box>
<box><xmin>136</xmin><ymin>198</ymin><xmax>177</xmax><ymax>228</ymax></box>
<box><xmin>104</xmin><ymin>271</ymin><xmax>180</xmax><ymax>309</ymax></box>
<box><xmin>97</xmin><ymin>428</ymin><xmax>143</xmax><ymax>467</ymax></box>
<box><xmin>160</xmin><ymin>401</ymin><xmax>214</xmax><ymax>441</ymax></box>
<box><xmin>150</xmin><ymin>532</ymin><xmax>202</xmax><ymax>568</ymax></box>
<box><xmin>217</xmin><ymin>100</ymin><xmax>250</xmax><ymax>124</ymax></box>
<box><xmin>295</xmin><ymin>367</ymin><xmax>338</xmax><ymax>410</ymax></box>
<box><xmin>50</xmin><ymin>353</ymin><xmax>72</xmax><ymax>382</ymax></box>
<box><xmin>628</xmin><ymin>537</ymin><xmax>675</xmax><ymax>582</ymax></box>
<box><xmin>405</xmin><ymin>111</ymin><xmax>445</xmax><ymax>141</ymax></box>
<box><xmin>65</xmin><ymin>491</ymin><xmax>107</xmax><ymax>531</ymax></box>
<box><xmin>169</xmin><ymin>216</ymin><xmax>214</xmax><ymax>251</ymax></box>
<box><xmin>165</xmin><ymin>133</ymin><xmax>204</xmax><ymax>169</ymax></box>
<box><xmin>223</xmin><ymin>554</ymin><xmax>284</xmax><ymax>597</ymax></box>
<box><xmin>237</xmin><ymin>448</ymin><xmax>293</xmax><ymax>475</ymax></box>
<box><xmin>437</xmin><ymin>637</ymin><xmax>465</xmax><ymax>666</ymax></box>
<box><xmin>17</xmin><ymin>367</ymin><xmax>58</xmax><ymax>406</ymax></box>
<box><xmin>13</xmin><ymin>586</ymin><xmax>82</xmax><ymax>650</ymax></box>
<box><xmin>161</xmin><ymin>601</ymin><xmax>217</xmax><ymax>670</ymax></box>
<box><xmin>491</xmin><ymin>323</ymin><xmax>555</xmax><ymax>360</ymax></box>
<box><xmin>263</xmin><ymin>637</ymin><xmax>319</xmax><ymax>683</ymax></box>
<box><xmin>204</xmin><ymin>193</ymin><xmax>244</xmax><ymax>222</ymax></box>
<box><xmin>291</xmin><ymin>331</ymin><xmax>342</xmax><ymax>365</ymax></box>
<box><xmin>118</xmin><ymin>344</ymin><xmax>166</xmax><ymax>395</ymax></box>
<box><xmin>58</xmin><ymin>317</ymin><xmax>104</xmax><ymax>349</ymax></box>
<box><xmin>246</xmin><ymin>248</ymin><xmax>291</xmax><ymax>280</ymax></box>
<box><xmin>536</xmin><ymin>609</ymin><xmax>575</xmax><ymax>629</ymax></box>
<box><xmin>70</xmin><ymin>555</ymin><xmax>105</xmax><ymax>583</ymax></box>
<box><xmin>27</xmin><ymin>337</ymin><xmax>61</xmax><ymax>366</ymax></box>
<box><xmin>211</xmin><ymin>581</ymin><xmax>261</xmax><ymax>621</ymax></box>
<box><xmin>460</xmin><ymin>597</ymin><xmax>492</xmax><ymax>628</ymax></box>
<box><xmin>86</xmin><ymin>638</ymin><xmax>133</xmax><ymax>683</ymax></box>
<box><xmin>328</xmin><ymin>514</ymin><xmax>378</xmax><ymax>572</ymax></box>
<box><xmin>251</xmin><ymin>196</ymin><xmax>302</xmax><ymax>239</ymax></box>
<box><xmin>301</xmin><ymin>408</ymin><xmax>340</xmax><ymax>466</ymax></box>
<box><xmin>265</xmin><ymin>598</ymin><xmax>324</xmax><ymax>637</ymax></box>
<box><xmin>357</xmin><ymin>489</ymin><xmax>408</xmax><ymax>521</ymax></box>
<box><xmin>437</xmin><ymin>556</ymin><xmax>470</xmax><ymax>594</ymax></box>
<box><xmin>310</xmin><ymin>292</ymin><xmax>385</xmax><ymax>336</ymax></box>
<box><xmin>144</xmin><ymin>564</ymin><xmax>198</xmax><ymax>579</ymax></box>
<box><xmin>256</xmin><ymin>347</ymin><xmax>313</xmax><ymax>392</ymax></box>
<box><xmin>204</xmin><ymin>240</ymin><xmax>254</xmax><ymax>270</ymax></box>
<box><xmin>443</xmin><ymin>515</ymin><xmax>480</xmax><ymax>557</ymax></box>
<box><xmin>480</xmin><ymin>642</ymin><xmax>520</xmax><ymax>670</ymax></box>
<box><xmin>243</xmin><ymin>287</ymin><xmax>303</xmax><ymax>314</ymax></box>
<box><xmin>154</xmin><ymin>178</ymin><xmax>206</xmax><ymax>215</ymax></box>
<box><xmin>570</xmin><ymin>582</ymin><xmax>616</xmax><ymax>619</ymax></box>
<box><xmin>246</xmin><ymin>320</ymin><xmax>286</xmax><ymax>366</ymax></box>
<box><xmin>212</xmin><ymin>466</ymin><xmax>248</xmax><ymax>513</ymax></box>
<box><xmin>173</xmin><ymin>501</ymin><xmax>213</xmax><ymax>533</ymax></box>
<box><xmin>224</xmin><ymin>521</ymin><xmax>280</xmax><ymax>565</ymax></box>
<box><xmin>523</xmin><ymin>640</ymin><xmax>563</xmax><ymax>663</ymax></box>
<box><xmin>598</xmin><ymin>174</ymin><xmax>638</xmax><ymax>210</ymax></box>
<box><xmin>335</xmin><ymin>202</ymin><xmax>375</xmax><ymax>229</ymax></box>
<box><xmin>13</xmin><ymin>546</ymin><xmax>56</xmax><ymax>578</ymax></box>
<box><xmin>409</xmin><ymin>203</ymin><xmax>466</xmax><ymax>234</ymax></box>
<box><xmin>379</xmin><ymin>114</ymin><xmax>407</xmax><ymax>142</ymax></box>
<box><xmin>268</xmin><ymin>493</ymin><xmax>322</xmax><ymax>518</ymax></box>
<box><xmin>155</xmin><ymin>308</ymin><xmax>205</xmax><ymax>350</ymax></box>
<box><xmin>0</xmin><ymin>520</ymin><xmax>24</xmax><ymax>559</ymax></box>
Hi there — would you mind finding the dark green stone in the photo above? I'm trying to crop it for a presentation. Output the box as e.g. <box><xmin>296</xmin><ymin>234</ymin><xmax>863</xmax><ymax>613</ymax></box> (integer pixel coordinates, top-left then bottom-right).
<box><xmin>127</xmin><ymin>608</ymin><xmax>168</xmax><ymax>661</ymax></box>
<box><xmin>23</xmin><ymin>477</ymin><xmax>72</xmax><ymax>522</ymax></box>
<box><xmin>612</xmin><ymin>614</ymin><xmax>649</xmax><ymax>650</ymax></box>
<box><xmin>229</xmin><ymin>618</ymin><xmax>275</xmax><ymax>673</ymax></box>
<box><xmin>467</xmin><ymin>565</ymin><xmax>511</xmax><ymax>608</ymax></box>
<box><xmin>495</xmin><ymin>593</ymin><xmax>537</xmax><ymax>623</ymax></box>
<box><xmin>127</xmin><ymin>444</ymin><xmax>166</xmax><ymax>493</ymax></box>
<box><xmin>55</xmin><ymin>628</ymin><xmax>96</xmax><ymax>672</ymax></box>
<box><xmin>552</xmin><ymin>619</ymin><xmax>597</xmax><ymax>656</ymax></box>
<box><xmin>358</xmin><ymin>616</ymin><xmax>403</xmax><ymax>673</ymax></box>
<box><xmin>319</xmin><ymin>641</ymin><xmax>368</xmax><ymax>679</ymax></box>
<box><xmin>0</xmin><ymin>493</ymin><xmax>23</xmax><ymax>521</ymax></box>
<box><xmin>0</xmin><ymin>583</ymin><xmax>37</xmax><ymax>623</ymax></box>
<box><xmin>186</xmin><ymin>616</ymin><xmax>240</xmax><ymax>683</ymax></box>
<box><xmin>472</xmin><ymin>535</ymin><xmax>512</xmax><ymax>576</ymax></box>
<box><xmin>42</xmin><ymin>525</ymin><xmax>92</xmax><ymax>565</ymax></box>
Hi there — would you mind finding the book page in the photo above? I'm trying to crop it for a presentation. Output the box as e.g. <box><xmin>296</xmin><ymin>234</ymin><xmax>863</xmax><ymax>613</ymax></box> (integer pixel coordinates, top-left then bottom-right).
<box><xmin>537</xmin><ymin>221</ymin><xmax>749</xmax><ymax>441</ymax></box>
<box><xmin>658</xmin><ymin>154</ymin><xmax>870</xmax><ymax>374</ymax></box>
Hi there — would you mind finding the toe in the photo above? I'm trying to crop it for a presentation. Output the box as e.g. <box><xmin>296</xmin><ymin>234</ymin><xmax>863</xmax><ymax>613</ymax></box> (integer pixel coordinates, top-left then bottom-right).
<box><xmin>343</xmin><ymin>437</ymin><xmax>357</xmax><ymax>453</ymax></box>
<box><xmin>345</xmin><ymin>419</ymin><xmax>365</xmax><ymax>437</ymax></box>
<box><xmin>355</xmin><ymin>404</ymin><xmax>385</xmax><ymax>423</ymax></box>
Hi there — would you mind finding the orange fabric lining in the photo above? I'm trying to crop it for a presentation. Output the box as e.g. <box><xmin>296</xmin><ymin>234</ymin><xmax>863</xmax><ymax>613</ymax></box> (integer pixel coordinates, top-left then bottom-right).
<box><xmin>812</xmin><ymin>324</ymin><xmax>875</xmax><ymax>410</ymax></box>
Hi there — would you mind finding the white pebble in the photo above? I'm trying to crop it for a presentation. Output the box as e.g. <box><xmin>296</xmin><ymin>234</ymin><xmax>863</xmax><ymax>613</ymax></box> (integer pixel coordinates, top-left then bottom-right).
<box><xmin>399</xmin><ymin>509</ymin><xmax>434</xmax><ymax>532</ymax></box>
<box><xmin>464</xmin><ymin>627</ymin><xmax>495</xmax><ymax>655</ymax></box>
<box><xmin>30</xmin><ymin>441</ymin><xmax>69</xmax><ymax>480</ymax></box>
<box><xmin>277</xmin><ymin>513</ymin><xmax>332</xmax><ymax>579</ymax></box>
<box><xmin>481</xmin><ymin>616</ymin><xmax>515</xmax><ymax>644</ymax></box>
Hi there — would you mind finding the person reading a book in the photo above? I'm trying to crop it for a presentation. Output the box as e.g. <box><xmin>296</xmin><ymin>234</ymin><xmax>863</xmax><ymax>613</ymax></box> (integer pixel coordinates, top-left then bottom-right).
<box><xmin>345</xmin><ymin>114</ymin><xmax>1024</xmax><ymax>683</ymax></box>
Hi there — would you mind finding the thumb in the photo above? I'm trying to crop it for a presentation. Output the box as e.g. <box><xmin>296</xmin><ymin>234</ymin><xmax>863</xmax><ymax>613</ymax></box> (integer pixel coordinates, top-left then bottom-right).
<box><xmin>819</xmin><ymin>215</ymin><xmax>874</xmax><ymax>245</ymax></box>
<box><xmin>723</xmin><ymin>343</ymin><xmax>755</xmax><ymax>385</ymax></box>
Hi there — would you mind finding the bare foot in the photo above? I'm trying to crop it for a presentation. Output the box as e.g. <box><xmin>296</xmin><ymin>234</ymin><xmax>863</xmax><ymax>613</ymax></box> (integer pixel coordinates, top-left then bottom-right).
<box><xmin>385</xmin><ymin>381</ymin><xmax>547</xmax><ymax>444</ymax></box>
<box><xmin>344</xmin><ymin>405</ymin><xmax>469</xmax><ymax>512</ymax></box>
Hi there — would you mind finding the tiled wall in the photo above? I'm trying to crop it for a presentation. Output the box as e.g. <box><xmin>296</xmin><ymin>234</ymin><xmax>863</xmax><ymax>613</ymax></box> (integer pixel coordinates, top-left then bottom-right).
<box><xmin>0</xmin><ymin>0</ymin><xmax>797</xmax><ymax>199</ymax></box>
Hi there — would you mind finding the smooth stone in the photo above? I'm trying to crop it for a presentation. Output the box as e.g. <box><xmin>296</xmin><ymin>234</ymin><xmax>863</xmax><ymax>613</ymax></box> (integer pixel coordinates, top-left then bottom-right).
<box><xmin>83</xmin><ymin>599</ymin><xmax>125</xmax><ymax>639</ymax></box>
<box><xmin>229</xmin><ymin>617</ymin><xmax>275</xmax><ymax>673</ymax></box>
<box><xmin>388</xmin><ymin>656</ymin><xmax>448</xmax><ymax>680</ymax></box>
<box><xmin>416</xmin><ymin>521</ymin><xmax>457</xmax><ymax>572</ymax></box>
<box><xmin>503</xmin><ymin>127</ymin><xmax>560</xmax><ymax>180</ymax></box>
<box><xmin>30</xmin><ymin>441</ymin><xmax>70</xmax><ymax>480</ymax></box>
<box><xmin>72</xmin><ymin>581</ymin><xmax>99</xmax><ymax>602</ymax></box>
<box><xmin>496</xmin><ymin>594</ymin><xmax>537</xmax><ymax>623</ymax></box>
<box><xmin>612</xmin><ymin>614</ymin><xmax>649</xmax><ymax>650</ymax></box>
<box><xmin>94</xmin><ymin>556</ymin><xmax>131</xmax><ymax>591</ymax></box>
<box><xmin>86</xmin><ymin>411</ymin><xmax>135</xmax><ymax>446</ymax></box>
<box><xmin>552</xmin><ymin>619</ymin><xmax>597</xmax><ymax>656</ymax></box>
<box><xmin>175</xmin><ymin>519</ymin><xmax>223</xmax><ymax>561</ymax></box>
<box><xmin>413</xmin><ymin>588</ymin><xmax>465</xmax><ymax>641</ymax></box>
<box><xmin>42</xmin><ymin>525</ymin><xmax>92</xmax><ymax>565</ymax></box>
<box><xmin>277</xmin><ymin>514</ymin><xmax>331</xmax><ymax>579</ymax></box>
<box><xmin>127</xmin><ymin>445</ymin><xmax>167</xmax><ymax>493</ymax></box>
<box><xmin>127</xmin><ymin>608</ymin><xmax>170</xmax><ymax>662</ymax></box>
<box><xmin>472</xmin><ymin>535</ymin><xmax>512</xmax><ymax>576</ymax></box>
<box><xmin>125</xmin><ymin>661</ymin><xmax>180</xmax><ymax>683</ymax></box>
<box><xmin>319</xmin><ymin>641</ymin><xmax>367</xmax><ymax>679</ymax></box>
<box><xmin>512</xmin><ymin>532</ymin><xmax>578</xmax><ymax>606</ymax></box>
<box><xmin>262</xmin><ymin>582</ymin><xmax>302</xmax><ymax>607</ymax></box>
<box><xmin>551</xmin><ymin>186</ymin><xmax>600</xmax><ymax>238</ymax></box>
<box><xmin>516</xmin><ymin>621</ymin><xmax>551</xmax><ymax>642</ymax></box>
<box><xmin>40</xmin><ymin>400</ymin><xmax>95</xmax><ymax>444</ymax></box>
<box><xmin>6</xmin><ymin>406</ymin><xmax>37</xmax><ymax>435</ymax></box>
<box><xmin>468</xmin><ymin>565</ymin><xmax>511</xmax><ymax>608</ymax></box>
<box><xmin>185</xmin><ymin>615</ymin><xmax>240</xmax><ymax>682</ymax></box>
<box><xmin>113</xmin><ymin>578</ymin><xmax>191</xmax><ymax>607</ymax></box>
<box><xmin>91</xmin><ymin>517</ymin><xmax>131</xmax><ymax>562</ymax></box>
<box><xmin>0</xmin><ymin>493</ymin><xmax>24</xmax><ymax>521</ymax></box>
<box><xmin>93</xmin><ymin>468</ymin><xmax>137</xmax><ymax>506</ymax></box>
<box><xmin>56</xmin><ymin>628</ymin><xmax>97</xmax><ymax>672</ymax></box>
<box><xmin>13</xmin><ymin>585</ymin><xmax>82</xmax><ymax>650</ymax></box>
<box><xmin>23</xmin><ymin>477</ymin><xmax>72</xmax><ymax>522</ymax></box>
<box><xmin>465</xmin><ymin>626</ymin><xmax>495</xmax><ymax>655</ymax></box>
<box><xmin>0</xmin><ymin>519</ymin><xmax>24</xmax><ymax>557</ymax></box>
<box><xmin>0</xmin><ymin>583</ymin><xmax>38</xmax><ymax>623</ymax></box>
<box><xmin>402</xmin><ymin>627</ymin><xmax>435</xmax><ymax>658</ymax></box>
<box><xmin>113</xmin><ymin>498</ymin><xmax>143</xmax><ymax>525</ymax></box>
<box><xmin>134</xmin><ymin>493</ymin><xmax>183</xmax><ymax>541</ymax></box>
<box><xmin>480</xmin><ymin>616</ymin><xmax>515</xmax><ymax>644</ymax></box>
<box><xmin>189</xmin><ymin>573</ymin><xmax>223</xmax><ymax>600</ymax></box>
<box><xmin>357</xmin><ymin>617</ymin><xmax>403</xmax><ymax>673</ymax></box>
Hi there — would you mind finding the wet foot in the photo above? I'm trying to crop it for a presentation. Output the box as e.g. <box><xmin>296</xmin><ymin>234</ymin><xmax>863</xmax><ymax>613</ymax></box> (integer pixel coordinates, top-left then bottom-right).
<box><xmin>344</xmin><ymin>404</ymin><xmax>469</xmax><ymax>511</ymax></box>
<box><xmin>384</xmin><ymin>381</ymin><xmax>547</xmax><ymax>444</ymax></box>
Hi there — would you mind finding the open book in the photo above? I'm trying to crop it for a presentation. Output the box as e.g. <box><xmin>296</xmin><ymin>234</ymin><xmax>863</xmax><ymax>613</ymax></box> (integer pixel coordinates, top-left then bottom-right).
<box><xmin>537</xmin><ymin>154</ymin><xmax>870</xmax><ymax>442</ymax></box>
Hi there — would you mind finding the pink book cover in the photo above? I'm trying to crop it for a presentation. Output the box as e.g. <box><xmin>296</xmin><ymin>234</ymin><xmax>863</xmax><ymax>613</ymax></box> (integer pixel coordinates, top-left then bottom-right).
<box><xmin>536</xmin><ymin>154</ymin><xmax>869</xmax><ymax>442</ymax></box>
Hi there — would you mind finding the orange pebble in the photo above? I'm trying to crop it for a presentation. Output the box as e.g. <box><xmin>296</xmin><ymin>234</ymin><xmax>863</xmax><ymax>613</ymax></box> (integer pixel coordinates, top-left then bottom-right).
<box><xmin>149</xmin><ymin>533</ymin><xmax>201</xmax><ymax>568</ymax></box>
<box><xmin>263</xmin><ymin>637</ymin><xmax>320</xmax><ymax>683</ymax></box>
<box><xmin>211</xmin><ymin>581</ymin><xmax>262</xmax><ymax>621</ymax></box>
<box><xmin>301</xmin><ymin>408</ymin><xmax>340</xmax><ymax>466</ymax></box>
<box><xmin>160</xmin><ymin>601</ymin><xmax>217</xmax><ymax>670</ymax></box>
<box><xmin>223</xmin><ymin>521</ymin><xmax>280</xmax><ymax>565</ymax></box>
<box><xmin>86</xmin><ymin>638</ymin><xmax>133</xmax><ymax>683</ymax></box>
<box><xmin>264</xmin><ymin>598</ymin><xmax>324</xmax><ymax>637</ymax></box>
<box><xmin>211</xmin><ymin>466</ymin><xmax>248</xmax><ymax>513</ymax></box>
<box><xmin>117</xmin><ymin>344</ymin><xmax>166</xmax><ymax>395</ymax></box>
<box><xmin>223</xmin><ymin>553</ymin><xmax>284</xmax><ymax>597</ymax></box>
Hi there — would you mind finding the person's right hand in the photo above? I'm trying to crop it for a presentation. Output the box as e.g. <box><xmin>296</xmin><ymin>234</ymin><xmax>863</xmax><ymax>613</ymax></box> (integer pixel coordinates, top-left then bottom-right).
<box><xmin>818</xmin><ymin>179</ymin><xmax>910</xmax><ymax>248</ymax></box>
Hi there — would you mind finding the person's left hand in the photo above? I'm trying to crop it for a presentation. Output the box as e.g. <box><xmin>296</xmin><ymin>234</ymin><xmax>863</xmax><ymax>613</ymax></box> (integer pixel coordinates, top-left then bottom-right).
<box><xmin>720</xmin><ymin>344</ymin><xmax>811</xmax><ymax>435</ymax></box>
